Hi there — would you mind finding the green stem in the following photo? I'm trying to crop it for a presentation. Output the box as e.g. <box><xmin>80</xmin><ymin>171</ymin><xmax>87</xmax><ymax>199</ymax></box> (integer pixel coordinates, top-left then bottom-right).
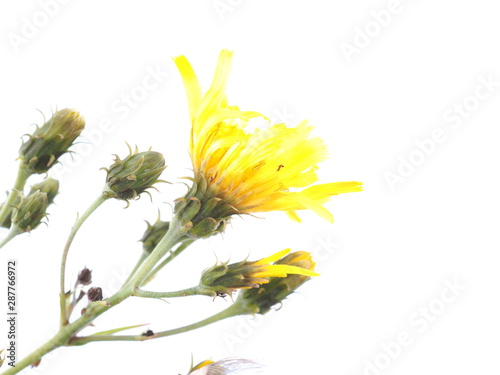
<box><xmin>141</xmin><ymin>238</ymin><xmax>195</xmax><ymax>286</ymax></box>
<box><xmin>124</xmin><ymin>216</ymin><xmax>186</xmax><ymax>288</ymax></box>
<box><xmin>0</xmin><ymin>327</ymin><xmax>71</xmax><ymax>375</ymax></box>
<box><xmin>59</xmin><ymin>193</ymin><xmax>109</xmax><ymax>326</ymax></box>
<box><xmin>69</xmin><ymin>302</ymin><xmax>246</xmax><ymax>345</ymax></box>
<box><xmin>0</xmin><ymin>227</ymin><xmax>22</xmax><ymax>250</ymax></box>
<box><xmin>1</xmin><ymin>284</ymin><xmax>136</xmax><ymax>375</ymax></box>
<box><xmin>0</xmin><ymin>162</ymin><xmax>31</xmax><ymax>225</ymax></box>
<box><xmin>0</xmin><ymin>205</ymin><xmax>196</xmax><ymax>374</ymax></box>
<box><xmin>122</xmin><ymin>251</ymin><xmax>150</xmax><ymax>287</ymax></box>
<box><xmin>133</xmin><ymin>286</ymin><xmax>214</xmax><ymax>299</ymax></box>
<box><xmin>2</xmin><ymin>212</ymin><xmax>191</xmax><ymax>374</ymax></box>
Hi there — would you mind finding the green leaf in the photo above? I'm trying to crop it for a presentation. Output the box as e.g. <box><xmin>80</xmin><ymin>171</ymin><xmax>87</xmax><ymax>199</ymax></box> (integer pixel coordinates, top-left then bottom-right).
<box><xmin>90</xmin><ymin>323</ymin><xmax>148</xmax><ymax>336</ymax></box>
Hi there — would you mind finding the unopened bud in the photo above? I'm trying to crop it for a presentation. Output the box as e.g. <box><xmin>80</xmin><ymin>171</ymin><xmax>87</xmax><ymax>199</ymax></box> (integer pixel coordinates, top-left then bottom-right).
<box><xmin>87</xmin><ymin>287</ymin><xmax>103</xmax><ymax>302</ymax></box>
<box><xmin>19</xmin><ymin>109</ymin><xmax>85</xmax><ymax>174</ymax></box>
<box><xmin>30</xmin><ymin>177</ymin><xmax>59</xmax><ymax>204</ymax></box>
<box><xmin>1</xmin><ymin>178</ymin><xmax>58</xmax><ymax>229</ymax></box>
<box><xmin>140</xmin><ymin>219</ymin><xmax>170</xmax><ymax>254</ymax></box>
<box><xmin>77</xmin><ymin>267</ymin><xmax>92</xmax><ymax>286</ymax></box>
<box><xmin>11</xmin><ymin>190</ymin><xmax>48</xmax><ymax>232</ymax></box>
<box><xmin>103</xmin><ymin>146</ymin><xmax>166</xmax><ymax>201</ymax></box>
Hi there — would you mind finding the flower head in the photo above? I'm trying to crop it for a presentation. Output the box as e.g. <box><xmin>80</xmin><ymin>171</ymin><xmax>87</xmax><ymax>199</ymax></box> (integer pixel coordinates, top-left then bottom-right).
<box><xmin>11</xmin><ymin>190</ymin><xmax>49</xmax><ymax>233</ymax></box>
<box><xmin>19</xmin><ymin>108</ymin><xmax>85</xmax><ymax>174</ymax></box>
<box><xmin>0</xmin><ymin>178</ymin><xmax>58</xmax><ymax>229</ymax></box>
<box><xmin>173</xmin><ymin>50</ymin><xmax>361</xmax><ymax>237</ymax></box>
<box><xmin>140</xmin><ymin>218</ymin><xmax>170</xmax><ymax>254</ymax></box>
<box><xmin>103</xmin><ymin>145</ymin><xmax>166</xmax><ymax>202</ymax></box>
<box><xmin>30</xmin><ymin>177</ymin><xmax>59</xmax><ymax>204</ymax></box>
<box><xmin>200</xmin><ymin>249</ymin><xmax>318</xmax><ymax>297</ymax></box>
<box><xmin>235</xmin><ymin>250</ymin><xmax>317</xmax><ymax>315</ymax></box>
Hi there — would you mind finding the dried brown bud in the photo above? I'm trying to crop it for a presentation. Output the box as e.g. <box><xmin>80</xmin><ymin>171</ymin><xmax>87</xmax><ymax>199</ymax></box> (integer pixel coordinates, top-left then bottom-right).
<box><xmin>87</xmin><ymin>287</ymin><xmax>103</xmax><ymax>302</ymax></box>
<box><xmin>77</xmin><ymin>267</ymin><xmax>92</xmax><ymax>286</ymax></box>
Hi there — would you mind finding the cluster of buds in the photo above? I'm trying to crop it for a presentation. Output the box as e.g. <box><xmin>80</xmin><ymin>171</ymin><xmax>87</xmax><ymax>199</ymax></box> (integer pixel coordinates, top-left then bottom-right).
<box><xmin>103</xmin><ymin>145</ymin><xmax>166</xmax><ymax>203</ymax></box>
<box><xmin>19</xmin><ymin>109</ymin><xmax>85</xmax><ymax>174</ymax></box>
<box><xmin>1</xmin><ymin>178</ymin><xmax>59</xmax><ymax>229</ymax></box>
<box><xmin>65</xmin><ymin>267</ymin><xmax>101</xmax><ymax>322</ymax></box>
<box><xmin>199</xmin><ymin>249</ymin><xmax>318</xmax><ymax>303</ymax></box>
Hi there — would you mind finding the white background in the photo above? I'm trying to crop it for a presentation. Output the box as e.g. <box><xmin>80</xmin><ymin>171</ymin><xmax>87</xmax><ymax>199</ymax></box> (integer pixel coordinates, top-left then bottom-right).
<box><xmin>1</xmin><ymin>1</ymin><xmax>500</xmax><ymax>374</ymax></box>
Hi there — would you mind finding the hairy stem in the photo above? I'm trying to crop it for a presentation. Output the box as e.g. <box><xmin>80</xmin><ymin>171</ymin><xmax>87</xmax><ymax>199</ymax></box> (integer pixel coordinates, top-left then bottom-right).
<box><xmin>0</xmin><ymin>227</ymin><xmax>22</xmax><ymax>250</ymax></box>
<box><xmin>124</xmin><ymin>216</ymin><xmax>186</xmax><ymax>288</ymax></box>
<box><xmin>59</xmin><ymin>193</ymin><xmax>109</xmax><ymax>326</ymax></box>
<box><xmin>69</xmin><ymin>301</ymin><xmax>247</xmax><ymax>345</ymax></box>
<box><xmin>133</xmin><ymin>286</ymin><xmax>214</xmax><ymax>299</ymax></box>
<box><xmin>2</xmin><ymin>212</ymin><xmax>194</xmax><ymax>374</ymax></box>
<box><xmin>141</xmin><ymin>238</ymin><xmax>195</xmax><ymax>286</ymax></box>
<box><xmin>122</xmin><ymin>251</ymin><xmax>149</xmax><ymax>287</ymax></box>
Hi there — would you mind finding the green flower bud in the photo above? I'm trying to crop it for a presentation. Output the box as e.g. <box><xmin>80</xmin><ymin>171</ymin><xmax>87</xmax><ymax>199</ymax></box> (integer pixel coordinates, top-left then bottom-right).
<box><xmin>140</xmin><ymin>219</ymin><xmax>170</xmax><ymax>254</ymax></box>
<box><xmin>19</xmin><ymin>109</ymin><xmax>85</xmax><ymax>174</ymax></box>
<box><xmin>30</xmin><ymin>177</ymin><xmax>59</xmax><ymax>204</ymax></box>
<box><xmin>11</xmin><ymin>190</ymin><xmax>49</xmax><ymax>232</ymax></box>
<box><xmin>1</xmin><ymin>178</ymin><xmax>59</xmax><ymax>229</ymax></box>
<box><xmin>0</xmin><ymin>195</ymin><xmax>21</xmax><ymax>228</ymax></box>
<box><xmin>103</xmin><ymin>146</ymin><xmax>166</xmax><ymax>201</ymax></box>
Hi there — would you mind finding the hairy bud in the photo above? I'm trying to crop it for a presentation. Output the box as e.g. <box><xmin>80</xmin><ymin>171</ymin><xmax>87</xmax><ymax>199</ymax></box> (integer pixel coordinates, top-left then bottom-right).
<box><xmin>19</xmin><ymin>109</ymin><xmax>85</xmax><ymax>174</ymax></box>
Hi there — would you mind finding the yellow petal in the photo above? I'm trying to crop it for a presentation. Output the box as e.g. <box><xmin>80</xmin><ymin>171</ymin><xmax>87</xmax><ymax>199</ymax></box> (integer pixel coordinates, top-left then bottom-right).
<box><xmin>173</xmin><ymin>55</ymin><xmax>202</xmax><ymax>121</ymax></box>
<box><xmin>293</xmin><ymin>192</ymin><xmax>334</xmax><ymax>223</ymax></box>
<box><xmin>251</xmin><ymin>264</ymin><xmax>319</xmax><ymax>278</ymax></box>
<box><xmin>286</xmin><ymin>210</ymin><xmax>302</xmax><ymax>222</ymax></box>
<box><xmin>197</xmin><ymin>50</ymin><xmax>234</xmax><ymax>125</ymax></box>
<box><xmin>253</xmin><ymin>249</ymin><xmax>291</xmax><ymax>265</ymax></box>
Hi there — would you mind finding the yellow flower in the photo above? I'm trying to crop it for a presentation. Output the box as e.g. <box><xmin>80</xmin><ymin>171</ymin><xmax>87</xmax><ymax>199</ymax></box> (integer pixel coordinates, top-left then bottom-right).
<box><xmin>173</xmin><ymin>50</ymin><xmax>361</xmax><ymax>236</ymax></box>
<box><xmin>235</xmin><ymin>250</ymin><xmax>318</xmax><ymax>315</ymax></box>
<box><xmin>188</xmin><ymin>358</ymin><xmax>264</xmax><ymax>374</ymax></box>
<box><xmin>200</xmin><ymin>249</ymin><xmax>319</xmax><ymax>296</ymax></box>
